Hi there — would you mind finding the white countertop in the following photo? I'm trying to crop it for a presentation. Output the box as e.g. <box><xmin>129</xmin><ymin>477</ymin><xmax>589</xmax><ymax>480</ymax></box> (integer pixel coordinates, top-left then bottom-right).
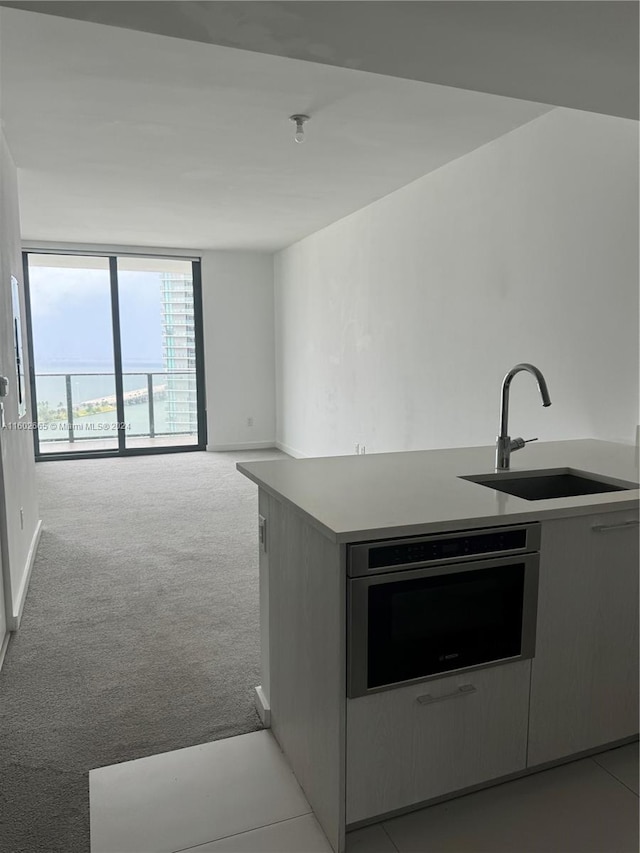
<box><xmin>237</xmin><ymin>440</ymin><xmax>640</xmax><ymax>543</ymax></box>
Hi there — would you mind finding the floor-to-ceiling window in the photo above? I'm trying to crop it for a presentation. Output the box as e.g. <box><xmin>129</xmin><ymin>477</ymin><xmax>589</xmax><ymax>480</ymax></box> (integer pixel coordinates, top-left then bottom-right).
<box><xmin>24</xmin><ymin>252</ymin><xmax>206</xmax><ymax>459</ymax></box>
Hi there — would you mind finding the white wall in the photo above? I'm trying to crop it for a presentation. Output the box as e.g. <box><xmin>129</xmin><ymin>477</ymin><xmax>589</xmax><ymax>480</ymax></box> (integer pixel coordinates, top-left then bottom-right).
<box><xmin>274</xmin><ymin>109</ymin><xmax>639</xmax><ymax>458</ymax></box>
<box><xmin>0</xmin><ymin>130</ymin><xmax>41</xmax><ymax>630</ymax></box>
<box><xmin>201</xmin><ymin>251</ymin><xmax>276</xmax><ymax>450</ymax></box>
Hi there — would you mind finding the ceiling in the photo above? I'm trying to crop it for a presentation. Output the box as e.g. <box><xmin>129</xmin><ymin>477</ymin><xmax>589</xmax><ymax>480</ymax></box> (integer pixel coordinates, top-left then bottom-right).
<box><xmin>2</xmin><ymin>1</ymin><xmax>637</xmax><ymax>119</ymax></box>
<box><xmin>0</xmin><ymin>7</ymin><xmax>552</xmax><ymax>251</ymax></box>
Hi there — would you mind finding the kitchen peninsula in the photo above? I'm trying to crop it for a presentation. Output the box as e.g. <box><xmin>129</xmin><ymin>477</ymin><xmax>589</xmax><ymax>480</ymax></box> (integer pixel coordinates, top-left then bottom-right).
<box><xmin>237</xmin><ymin>439</ymin><xmax>639</xmax><ymax>853</ymax></box>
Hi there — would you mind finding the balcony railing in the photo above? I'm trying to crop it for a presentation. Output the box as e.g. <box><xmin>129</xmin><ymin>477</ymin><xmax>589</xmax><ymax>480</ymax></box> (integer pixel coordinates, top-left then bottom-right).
<box><xmin>35</xmin><ymin>371</ymin><xmax>197</xmax><ymax>444</ymax></box>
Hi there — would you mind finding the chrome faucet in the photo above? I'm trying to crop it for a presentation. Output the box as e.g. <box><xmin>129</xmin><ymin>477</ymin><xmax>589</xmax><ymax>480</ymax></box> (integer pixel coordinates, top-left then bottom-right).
<box><xmin>496</xmin><ymin>363</ymin><xmax>551</xmax><ymax>470</ymax></box>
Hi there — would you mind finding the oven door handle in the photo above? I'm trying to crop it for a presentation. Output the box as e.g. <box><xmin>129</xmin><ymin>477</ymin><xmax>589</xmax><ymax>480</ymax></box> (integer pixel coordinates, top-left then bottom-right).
<box><xmin>416</xmin><ymin>683</ymin><xmax>477</xmax><ymax>705</ymax></box>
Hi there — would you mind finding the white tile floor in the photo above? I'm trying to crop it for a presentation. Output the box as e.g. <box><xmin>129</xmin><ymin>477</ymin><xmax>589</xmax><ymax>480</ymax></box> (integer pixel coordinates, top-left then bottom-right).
<box><xmin>180</xmin><ymin>815</ymin><xmax>332</xmax><ymax>852</ymax></box>
<box><xmin>90</xmin><ymin>735</ymin><xmax>639</xmax><ymax>853</ymax></box>
<box><xmin>592</xmin><ymin>741</ymin><xmax>639</xmax><ymax>795</ymax></box>
<box><xmin>90</xmin><ymin>731</ymin><xmax>313</xmax><ymax>853</ymax></box>
<box><xmin>376</xmin><ymin>746</ymin><xmax>639</xmax><ymax>853</ymax></box>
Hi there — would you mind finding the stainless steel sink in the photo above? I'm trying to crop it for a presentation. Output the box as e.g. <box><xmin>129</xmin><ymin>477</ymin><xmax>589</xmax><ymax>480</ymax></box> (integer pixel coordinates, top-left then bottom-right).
<box><xmin>460</xmin><ymin>468</ymin><xmax>639</xmax><ymax>501</ymax></box>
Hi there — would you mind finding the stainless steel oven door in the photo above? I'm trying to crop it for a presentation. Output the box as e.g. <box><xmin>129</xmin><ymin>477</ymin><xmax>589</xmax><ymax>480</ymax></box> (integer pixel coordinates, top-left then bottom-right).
<box><xmin>348</xmin><ymin>553</ymin><xmax>539</xmax><ymax>698</ymax></box>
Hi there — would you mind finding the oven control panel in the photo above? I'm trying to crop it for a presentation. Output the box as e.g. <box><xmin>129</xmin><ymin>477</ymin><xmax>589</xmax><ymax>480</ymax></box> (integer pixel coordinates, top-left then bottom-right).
<box><xmin>348</xmin><ymin>523</ymin><xmax>541</xmax><ymax>577</ymax></box>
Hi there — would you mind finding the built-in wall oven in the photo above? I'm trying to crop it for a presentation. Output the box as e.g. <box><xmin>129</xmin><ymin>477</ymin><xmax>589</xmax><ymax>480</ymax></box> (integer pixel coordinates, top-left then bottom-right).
<box><xmin>348</xmin><ymin>523</ymin><xmax>540</xmax><ymax>698</ymax></box>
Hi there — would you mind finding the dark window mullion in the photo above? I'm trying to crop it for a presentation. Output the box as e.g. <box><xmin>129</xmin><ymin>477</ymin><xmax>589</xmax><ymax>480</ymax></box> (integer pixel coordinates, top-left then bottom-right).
<box><xmin>192</xmin><ymin>260</ymin><xmax>207</xmax><ymax>449</ymax></box>
<box><xmin>22</xmin><ymin>252</ymin><xmax>40</xmax><ymax>459</ymax></box>
<box><xmin>109</xmin><ymin>257</ymin><xmax>126</xmax><ymax>453</ymax></box>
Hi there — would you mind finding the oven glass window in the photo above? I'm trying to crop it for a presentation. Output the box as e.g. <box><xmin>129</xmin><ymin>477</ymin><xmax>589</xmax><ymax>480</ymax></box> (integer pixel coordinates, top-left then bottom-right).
<box><xmin>367</xmin><ymin>563</ymin><xmax>525</xmax><ymax>689</ymax></box>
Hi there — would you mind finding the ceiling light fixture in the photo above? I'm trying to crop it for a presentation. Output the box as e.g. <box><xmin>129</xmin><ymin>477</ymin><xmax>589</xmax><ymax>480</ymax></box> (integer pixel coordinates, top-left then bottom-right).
<box><xmin>289</xmin><ymin>114</ymin><xmax>310</xmax><ymax>144</ymax></box>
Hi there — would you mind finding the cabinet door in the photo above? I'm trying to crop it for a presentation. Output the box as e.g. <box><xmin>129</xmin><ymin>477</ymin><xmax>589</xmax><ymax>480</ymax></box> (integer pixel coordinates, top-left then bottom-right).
<box><xmin>346</xmin><ymin>661</ymin><xmax>530</xmax><ymax>825</ymax></box>
<box><xmin>528</xmin><ymin>511</ymin><xmax>639</xmax><ymax>767</ymax></box>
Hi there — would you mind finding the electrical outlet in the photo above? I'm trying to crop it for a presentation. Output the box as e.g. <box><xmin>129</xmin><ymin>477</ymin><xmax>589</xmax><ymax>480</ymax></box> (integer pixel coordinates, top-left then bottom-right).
<box><xmin>247</xmin><ymin>416</ymin><xmax>254</xmax><ymax>427</ymax></box>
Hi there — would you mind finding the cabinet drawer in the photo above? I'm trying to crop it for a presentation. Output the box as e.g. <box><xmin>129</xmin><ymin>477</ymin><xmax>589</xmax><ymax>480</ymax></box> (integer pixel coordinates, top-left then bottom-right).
<box><xmin>346</xmin><ymin>660</ymin><xmax>530</xmax><ymax>824</ymax></box>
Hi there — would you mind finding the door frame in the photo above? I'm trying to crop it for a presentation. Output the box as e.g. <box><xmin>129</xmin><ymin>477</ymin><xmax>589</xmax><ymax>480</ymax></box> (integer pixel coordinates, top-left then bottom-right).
<box><xmin>23</xmin><ymin>250</ymin><xmax>207</xmax><ymax>461</ymax></box>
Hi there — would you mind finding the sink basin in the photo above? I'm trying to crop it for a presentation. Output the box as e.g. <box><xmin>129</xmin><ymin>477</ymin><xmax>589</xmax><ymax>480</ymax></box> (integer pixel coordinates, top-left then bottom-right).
<box><xmin>460</xmin><ymin>468</ymin><xmax>639</xmax><ymax>501</ymax></box>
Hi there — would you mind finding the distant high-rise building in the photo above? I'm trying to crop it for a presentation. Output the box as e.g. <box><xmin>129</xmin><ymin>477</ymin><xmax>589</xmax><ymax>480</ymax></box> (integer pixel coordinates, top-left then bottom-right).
<box><xmin>160</xmin><ymin>273</ymin><xmax>197</xmax><ymax>435</ymax></box>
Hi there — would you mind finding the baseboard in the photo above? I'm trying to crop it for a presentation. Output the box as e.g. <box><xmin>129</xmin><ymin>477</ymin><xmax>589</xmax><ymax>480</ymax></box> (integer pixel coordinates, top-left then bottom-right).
<box><xmin>254</xmin><ymin>685</ymin><xmax>271</xmax><ymax>727</ymax></box>
<box><xmin>0</xmin><ymin>630</ymin><xmax>10</xmax><ymax>672</ymax></box>
<box><xmin>207</xmin><ymin>441</ymin><xmax>277</xmax><ymax>452</ymax></box>
<box><xmin>207</xmin><ymin>439</ymin><xmax>305</xmax><ymax>457</ymax></box>
<box><xmin>275</xmin><ymin>441</ymin><xmax>308</xmax><ymax>459</ymax></box>
<box><xmin>9</xmin><ymin>519</ymin><xmax>42</xmax><ymax>631</ymax></box>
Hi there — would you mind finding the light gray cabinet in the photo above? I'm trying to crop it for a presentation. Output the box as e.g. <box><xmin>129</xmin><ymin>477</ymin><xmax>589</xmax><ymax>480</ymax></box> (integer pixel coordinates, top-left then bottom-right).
<box><xmin>346</xmin><ymin>660</ymin><xmax>531</xmax><ymax>824</ymax></box>
<box><xmin>528</xmin><ymin>510</ymin><xmax>639</xmax><ymax>767</ymax></box>
<box><xmin>259</xmin><ymin>491</ymin><xmax>347</xmax><ymax>853</ymax></box>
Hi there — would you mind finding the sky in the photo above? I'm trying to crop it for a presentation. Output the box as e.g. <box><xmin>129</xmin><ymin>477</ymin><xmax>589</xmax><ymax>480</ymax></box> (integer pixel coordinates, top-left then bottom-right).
<box><xmin>29</xmin><ymin>266</ymin><xmax>166</xmax><ymax>371</ymax></box>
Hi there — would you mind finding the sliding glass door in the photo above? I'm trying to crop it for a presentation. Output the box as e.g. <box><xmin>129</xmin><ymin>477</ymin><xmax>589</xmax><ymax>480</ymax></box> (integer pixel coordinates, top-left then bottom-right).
<box><xmin>24</xmin><ymin>252</ymin><xmax>206</xmax><ymax>459</ymax></box>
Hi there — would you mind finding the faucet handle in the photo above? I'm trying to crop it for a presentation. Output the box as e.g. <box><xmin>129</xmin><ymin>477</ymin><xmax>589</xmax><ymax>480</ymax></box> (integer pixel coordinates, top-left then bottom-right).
<box><xmin>510</xmin><ymin>437</ymin><xmax>538</xmax><ymax>452</ymax></box>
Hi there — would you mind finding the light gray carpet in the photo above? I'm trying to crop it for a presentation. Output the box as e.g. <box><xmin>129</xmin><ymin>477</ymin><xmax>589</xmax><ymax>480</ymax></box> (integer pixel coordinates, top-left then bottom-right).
<box><xmin>0</xmin><ymin>449</ymin><xmax>284</xmax><ymax>853</ymax></box>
